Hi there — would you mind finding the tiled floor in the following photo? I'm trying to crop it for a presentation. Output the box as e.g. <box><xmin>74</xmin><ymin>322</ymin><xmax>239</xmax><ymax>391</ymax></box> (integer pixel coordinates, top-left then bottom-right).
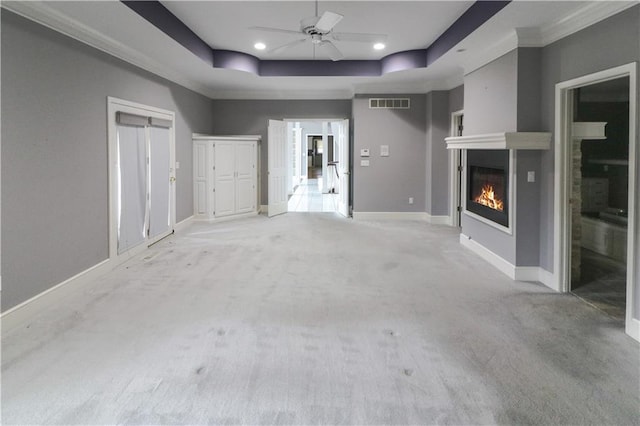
<box><xmin>288</xmin><ymin>177</ymin><xmax>338</xmax><ymax>213</ymax></box>
<box><xmin>572</xmin><ymin>248</ymin><xmax>626</xmax><ymax>321</ymax></box>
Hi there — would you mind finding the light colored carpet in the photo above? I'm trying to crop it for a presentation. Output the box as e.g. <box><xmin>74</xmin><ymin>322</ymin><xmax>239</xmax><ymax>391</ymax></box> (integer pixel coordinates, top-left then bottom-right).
<box><xmin>2</xmin><ymin>214</ymin><xmax>639</xmax><ymax>425</ymax></box>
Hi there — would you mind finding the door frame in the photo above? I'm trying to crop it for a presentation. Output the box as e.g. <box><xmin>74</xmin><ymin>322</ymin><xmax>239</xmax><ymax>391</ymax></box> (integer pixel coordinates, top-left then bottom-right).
<box><xmin>448</xmin><ymin>110</ymin><xmax>464</xmax><ymax>227</ymax></box>
<box><xmin>107</xmin><ymin>97</ymin><xmax>176</xmax><ymax>261</ymax></box>
<box><xmin>553</xmin><ymin>62</ymin><xmax>638</xmax><ymax>341</ymax></box>
<box><xmin>282</xmin><ymin>117</ymin><xmax>350</xmax><ymax>212</ymax></box>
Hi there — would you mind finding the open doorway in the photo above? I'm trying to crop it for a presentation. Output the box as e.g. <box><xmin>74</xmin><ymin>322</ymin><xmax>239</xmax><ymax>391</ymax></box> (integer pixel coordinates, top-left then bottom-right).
<box><xmin>286</xmin><ymin>121</ymin><xmax>342</xmax><ymax>213</ymax></box>
<box><xmin>569</xmin><ymin>77</ymin><xmax>630</xmax><ymax>321</ymax></box>
<box><xmin>554</xmin><ymin>62</ymin><xmax>638</xmax><ymax>341</ymax></box>
<box><xmin>449</xmin><ymin>110</ymin><xmax>464</xmax><ymax>227</ymax></box>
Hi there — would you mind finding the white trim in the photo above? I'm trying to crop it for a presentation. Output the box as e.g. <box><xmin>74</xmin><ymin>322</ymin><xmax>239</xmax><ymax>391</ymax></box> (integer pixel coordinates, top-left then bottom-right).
<box><xmin>460</xmin><ymin>233</ymin><xmax>516</xmax><ymax>279</ymax></box>
<box><xmin>193</xmin><ymin>211</ymin><xmax>259</xmax><ymax>223</ymax></box>
<box><xmin>445</xmin><ymin>132</ymin><xmax>551</xmax><ymax>150</ymax></box>
<box><xmin>352</xmin><ymin>212</ymin><xmax>428</xmax><ymax>221</ymax></box>
<box><xmin>462</xmin><ymin>2</ymin><xmax>637</xmax><ymax>75</ymax></box>
<box><xmin>460</xmin><ymin>233</ymin><xmax>556</xmax><ymax>287</ymax></box>
<box><xmin>1</xmin><ymin>259</ymin><xmax>110</xmax><ymax>334</ymax></box>
<box><xmin>426</xmin><ymin>214</ymin><xmax>450</xmax><ymax>225</ymax></box>
<box><xmin>448</xmin><ymin>110</ymin><xmax>464</xmax><ymax>228</ymax></box>
<box><xmin>192</xmin><ymin>134</ymin><xmax>262</xmax><ymax>142</ymax></box>
<box><xmin>538</xmin><ymin>1</ymin><xmax>638</xmax><ymax>47</ymax></box>
<box><xmin>174</xmin><ymin>216</ymin><xmax>194</xmax><ymax>233</ymax></box>
<box><xmin>554</xmin><ymin>62</ymin><xmax>638</xmax><ymax>342</ymax></box>
<box><xmin>626</xmin><ymin>319</ymin><xmax>640</xmax><ymax>342</ymax></box>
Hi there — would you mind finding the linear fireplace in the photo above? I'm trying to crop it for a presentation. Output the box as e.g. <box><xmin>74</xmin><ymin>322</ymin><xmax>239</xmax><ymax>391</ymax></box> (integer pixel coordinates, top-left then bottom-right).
<box><xmin>466</xmin><ymin>150</ymin><xmax>509</xmax><ymax>228</ymax></box>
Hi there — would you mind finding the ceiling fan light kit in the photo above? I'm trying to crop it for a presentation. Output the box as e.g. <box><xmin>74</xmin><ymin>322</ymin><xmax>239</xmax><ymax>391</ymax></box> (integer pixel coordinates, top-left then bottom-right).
<box><xmin>250</xmin><ymin>1</ymin><xmax>389</xmax><ymax>61</ymax></box>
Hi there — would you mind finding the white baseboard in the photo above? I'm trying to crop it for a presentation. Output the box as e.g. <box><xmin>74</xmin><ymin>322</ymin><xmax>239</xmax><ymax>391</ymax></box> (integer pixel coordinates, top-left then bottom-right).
<box><xmin>174</xmin><ymin>215</ymin><xmax>194</xmax><ymax>233</ymax></box>
<box><xmin>460</xmin><ymin>234</ymin><xmax>556</xmax><ymax>289</ymax></box>
<box><xmin>426</xmin><ymin>214</ymin><xmax>450</xmax><ymax>225</ymax></box>
<box><xmin>1</xmin><ymin>258</ymin><xmax>111</xmax><ymax>334</ymax></box>
<box><xmin>625</xmin><ymin>318</ymin><xmax>640</xmax><ymax>342</ymax></box>
<box><xmin>460</xmin><ymin>233</ymin><xmax>517</xmax><ymax>279</ymax></box>
<box><xmin>352</xmin><ymin>212</ymin><xmax>429</xmax><ymax>221</ymax></box>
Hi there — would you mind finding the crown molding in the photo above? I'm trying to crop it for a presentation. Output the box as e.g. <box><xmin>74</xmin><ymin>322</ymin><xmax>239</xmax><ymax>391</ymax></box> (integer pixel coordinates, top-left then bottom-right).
<box><xmin>209</xmin><ymin>88</ymin><xmax>355</xmax><ymax>100</ymax></box>
<box><xmin>539</xmin><ymin>1</ymin><xmax>638</xmax><ymax>46</ymax></box>
<box><xmin>462</xmin><ymin>1</ymin><xmax>637</xmax><ymax>75</ymax></box>
<box><xmin>1</xmin><ymin>1</ymin><xmax>215</xmax><ymax>98</ymax></box>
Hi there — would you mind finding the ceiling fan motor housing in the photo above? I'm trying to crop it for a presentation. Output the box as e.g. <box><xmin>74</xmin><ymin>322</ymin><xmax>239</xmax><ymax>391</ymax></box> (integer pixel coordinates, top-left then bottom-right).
<box><xmin>300</xmin><ymin>16</ymin><xmax>325</xmax><ymax>36</ymax></box>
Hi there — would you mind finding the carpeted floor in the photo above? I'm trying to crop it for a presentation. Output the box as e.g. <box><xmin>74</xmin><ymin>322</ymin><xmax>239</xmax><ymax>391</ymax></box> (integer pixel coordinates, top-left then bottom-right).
<box><xmin>2</xmin><ymin>214</ymin><xmax>639</xmax><ymax>425</ymax></box>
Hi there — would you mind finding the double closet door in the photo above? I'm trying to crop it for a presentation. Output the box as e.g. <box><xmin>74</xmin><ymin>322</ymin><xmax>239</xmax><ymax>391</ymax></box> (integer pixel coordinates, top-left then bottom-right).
<box><xmin>193</xmin><ymin>136</ymin><xmax>259</xmax><ymax>220</ymax></box>
<box><xmin>115</xmin><ymin>111</ymin><xmax>174</xmax><ymax>254</ymax></box>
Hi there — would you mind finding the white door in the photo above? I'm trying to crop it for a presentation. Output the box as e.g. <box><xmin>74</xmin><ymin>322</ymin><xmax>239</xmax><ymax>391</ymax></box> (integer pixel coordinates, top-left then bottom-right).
<box><xmin>193</xmin><ymin>142</ymin><xmax>208</xmax><ymax>216</ymax></box>
<box><xmin>148</xmin><ymin>126</ymin><xmax>172</xmax><ymax>239</ymax></box>
<box><xmin>215</xmin><ymin>141</ymin><xmax>235</xmax><ymax>217</ymax></box>
<box><xmin>337</xmin><ymin>119</ymin><xmax>350</xmax><ymax>217</ymax></box>
<box><xmin>235</xmin><ymin>141</ymin><xmax>256</xmax><ymax>214</ymax></box>
<box><xmin>268</xmin><ymin>119</ymin><xmax>288</xmax><ymax>217</ymax></box>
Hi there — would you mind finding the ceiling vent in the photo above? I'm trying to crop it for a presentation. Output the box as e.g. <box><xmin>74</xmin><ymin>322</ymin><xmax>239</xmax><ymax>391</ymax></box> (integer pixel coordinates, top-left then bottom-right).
<box><xmin>369</xmin><ymin>98</ymin><xmax>410</xmax><ymax>109</ymax></box>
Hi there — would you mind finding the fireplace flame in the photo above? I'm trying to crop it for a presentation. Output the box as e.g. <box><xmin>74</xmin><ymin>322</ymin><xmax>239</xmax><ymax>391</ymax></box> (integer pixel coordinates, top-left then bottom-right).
<box><xmin>475</xmin><ymin>184</ymin><xmax>504</xmax><ymax>212</ymax></box>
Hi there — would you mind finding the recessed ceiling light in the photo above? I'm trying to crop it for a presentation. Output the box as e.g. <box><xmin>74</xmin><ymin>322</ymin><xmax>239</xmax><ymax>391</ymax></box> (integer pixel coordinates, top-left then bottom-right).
<box><xmin>373</xmin><ymin>43</ymin><xmax>386</xmax><ymax>51</ymax></box>
<box><xmin>254</xmin><ymin>42</ymin><xmax>266</xmax><ymax>50</ymax></box>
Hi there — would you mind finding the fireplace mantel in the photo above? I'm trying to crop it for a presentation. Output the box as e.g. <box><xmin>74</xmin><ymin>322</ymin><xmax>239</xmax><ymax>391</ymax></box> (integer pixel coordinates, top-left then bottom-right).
<box><xmin>445</xmin><ymin>132</ymin><xmax>551</xmax><ymax>150</ymax></box>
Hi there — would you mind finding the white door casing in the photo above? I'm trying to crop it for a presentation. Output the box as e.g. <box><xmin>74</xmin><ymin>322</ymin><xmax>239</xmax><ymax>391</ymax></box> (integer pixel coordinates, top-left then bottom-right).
<box><xmin>268</xmin><ymin>119</ymin><xmax>288</xmax><ymax>217</ymax></box>
<box><xmin>338</xmin><ymin>119</ymin><xmax>350</xmax><ymax>217</ymax></box>
<box><xmin>553</xmin><ymin>62</ymin><xmax>638</xmax><ymax>342</ymax></box>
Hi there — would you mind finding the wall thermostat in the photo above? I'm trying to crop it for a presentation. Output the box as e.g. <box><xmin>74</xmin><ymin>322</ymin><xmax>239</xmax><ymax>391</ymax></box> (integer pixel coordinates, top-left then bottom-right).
<box><xmin>360</xmin><ymin>148</ymin><xmax>370</xmax><ymax>157</ymax></box>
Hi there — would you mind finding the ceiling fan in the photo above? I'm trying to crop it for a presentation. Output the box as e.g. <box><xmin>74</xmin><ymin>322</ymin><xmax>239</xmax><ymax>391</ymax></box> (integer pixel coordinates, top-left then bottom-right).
<box><xmin>250</xmin><ymin>0</ymin><xmax>388</xmax><ymax>61</ymax></box>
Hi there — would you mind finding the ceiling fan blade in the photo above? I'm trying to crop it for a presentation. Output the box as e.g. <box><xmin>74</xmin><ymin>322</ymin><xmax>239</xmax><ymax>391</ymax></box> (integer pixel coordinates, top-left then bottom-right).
<box><xmin>318</xmin><ymin>40</ymin><xmax>344</xmax><ymax>61</ymax></box>
<box><xmin>249</xmin><ymin>26</ymin><xmax>301</xmax><ymax>35</ymax></box>
<box><xmin>331</xmin><ymin>32</ymin><xmax>388</xmax><ymax>43</ymax></box>
<box><xmin>270</xmin><ymin>38</ymin><xmax>308</xmax><ymax>54</ymax></box>
<box><xmin>315</xmin><ymin>11</ymin><xmax>343</xmax><ymax>33</ymax></box>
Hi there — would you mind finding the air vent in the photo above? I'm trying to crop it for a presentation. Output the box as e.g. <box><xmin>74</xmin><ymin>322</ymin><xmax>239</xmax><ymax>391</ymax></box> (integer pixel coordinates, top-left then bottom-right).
<box><xmin>369</xmin><ymin>98</ymin><xmax>410</xmax><ymax>109</ymax></box>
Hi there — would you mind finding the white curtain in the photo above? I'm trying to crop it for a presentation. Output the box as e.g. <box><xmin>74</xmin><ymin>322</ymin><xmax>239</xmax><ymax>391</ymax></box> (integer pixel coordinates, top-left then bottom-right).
<box><xmin>148</xmin><ymin>126</ymin><xmax>171</xmax><ymax>239</ymax></box>
<box><xmin>117</xmin><ymin>125</ymin><xmax>147</xmax><ymax>254</ymax></box>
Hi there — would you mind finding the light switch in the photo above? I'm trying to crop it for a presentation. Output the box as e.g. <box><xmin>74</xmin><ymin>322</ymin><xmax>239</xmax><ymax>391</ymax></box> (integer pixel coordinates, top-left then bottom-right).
<box><xmin>360</xmin><ymin>159</ymin><xmax>370</xmax><ymax>167</ymax></box>
<box><xmin>380</xmin><ymin>145</ymin><xmax>390</xmax><ymax>157</ymax></box>
<box><xmin>527</xmin><ymin>171</ymin><xmax>535</xmax><ymax>182</ymax></box>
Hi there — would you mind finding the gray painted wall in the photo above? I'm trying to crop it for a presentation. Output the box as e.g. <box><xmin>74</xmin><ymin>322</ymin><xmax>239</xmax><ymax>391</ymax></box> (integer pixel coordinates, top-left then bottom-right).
<box><xmin>210</xmin><ymin>100</ymin><xmax>352</xmax><ymax>205</ymax></box>
<box><xmin>461</xmin><ymin>47</ymin><xmax>549</xmax><ymax>266</ymax></box>
<box><xmin>449</xmin><ymin>85</ymin><xmax>464</xmax><ymax>114</ymax></box>
<box><xmin>425</xmin><ymin>91</ymin><xmax>450</xmax><ymax>216</ymax></box>
<box><xmin>1</xmin><ymin>11</ymin><xmax>214</xmax><ymax>311</ymax></box>
<box><xmin>352</xmin><ymin>94</ymin><xmax>427</xmax><ymax>213</ymax></box>
<box><xmin>464</xmin><ymin>50</ymin><xmax>518</xmax><ymax>134</ymax></box>
<box><xmin>516</xmin><ymin>48</ymin><xmax>543</xmax><ymax>132</ymax></box>
<box><xmin>539</xmin><ymin>5</ymin><xmax>640</xmax><ymax>318</ymax></box>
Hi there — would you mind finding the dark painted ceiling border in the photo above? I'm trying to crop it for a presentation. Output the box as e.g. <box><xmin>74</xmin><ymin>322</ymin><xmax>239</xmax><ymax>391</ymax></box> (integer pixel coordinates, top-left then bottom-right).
<box><xmin>122</xmin><ymin>1</ymin><xmax>510</xmax><ymax>77</ymax></box>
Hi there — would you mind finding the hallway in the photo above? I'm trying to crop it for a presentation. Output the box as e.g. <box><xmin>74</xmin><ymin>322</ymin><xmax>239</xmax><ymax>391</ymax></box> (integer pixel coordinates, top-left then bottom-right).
<box><xmin>287</xmin><ymin>173</ymin><xmax>338</xmax><ymax>213</ymax></box>
<box><xmin>2</xmin><ymin>215</ymin><xmax>638</xmax><ymax>425</ymax></box>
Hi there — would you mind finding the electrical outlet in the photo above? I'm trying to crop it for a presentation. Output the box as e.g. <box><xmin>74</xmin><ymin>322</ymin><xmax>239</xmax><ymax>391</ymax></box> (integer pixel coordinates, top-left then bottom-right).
<box><xmin>409</xmin><ymin>197</ymin><xmax>414</xmax><ymax>204</ymax></box>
